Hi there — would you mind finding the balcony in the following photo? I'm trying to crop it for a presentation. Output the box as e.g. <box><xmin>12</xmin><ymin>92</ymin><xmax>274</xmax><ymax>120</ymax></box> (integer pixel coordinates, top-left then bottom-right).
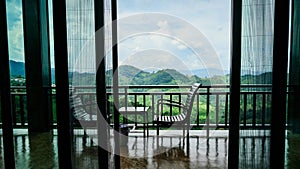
<box><xmin>7</xmin><ymin>85</ymin><xmax>275</xmax><ymax>129</ymax></box>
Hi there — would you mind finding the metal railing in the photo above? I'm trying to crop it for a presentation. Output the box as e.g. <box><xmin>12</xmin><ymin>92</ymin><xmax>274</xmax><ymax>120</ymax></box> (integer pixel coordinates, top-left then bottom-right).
<box><xmin>5</xmin><ymin>85</ymin><xmax>277</xmax><ymax>129</ymax></box>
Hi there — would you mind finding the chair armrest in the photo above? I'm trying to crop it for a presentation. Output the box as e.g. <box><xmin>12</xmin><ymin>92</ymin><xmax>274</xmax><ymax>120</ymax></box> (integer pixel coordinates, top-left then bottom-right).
<box><xmin>157</xmin><ymin>99</ymin><xmax>183</xmax><ymax>105</ymax></box>
<box><xmin>72</xmin><ymin>101</ymin><xmax>96</xmax><ymax>109</ymax></box>
<box><xmin>156</xmin><ymin>100</ymin><xmax>185</xmax><ymax>115</ymax></box>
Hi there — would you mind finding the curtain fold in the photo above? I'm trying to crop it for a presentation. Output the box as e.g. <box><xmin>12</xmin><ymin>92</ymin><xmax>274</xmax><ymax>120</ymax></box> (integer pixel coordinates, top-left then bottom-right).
<box><xmin>239</xmin><ymin>0</ymin><xmax>274</xmax><ymax>168</ymax></box>
<box><xmin>66</xmin><ymin>0</ymin><xmax>99</xmax><ymax>168</ymax></box>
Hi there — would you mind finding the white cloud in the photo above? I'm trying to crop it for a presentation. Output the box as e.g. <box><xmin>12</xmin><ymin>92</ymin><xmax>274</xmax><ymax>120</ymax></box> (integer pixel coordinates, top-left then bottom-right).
<box><xmin>115</xmin><ymin>12</ymin><xmax>226</xmax><ymax>71</ymax></box>
<box><xmin>157</xmin><ymin>20</ymin><xmax>170</xmax><ymax>33</ymax></box>
<box><xmin>171</xmin><ymin>39</ymin><xmax>187</xmax><ymax>50</ymax></box>
<box><xmin>120</xmin><ymin>49</ymin><xmax>193</xmax><ymax>72</ymax></box>
<box><xmin>118</xmin><ymin>0</ymin><xmax>231</xmax><ymax>70</ymax></box>
<box><xmin>6</xmin><ymin>0</ymin><xmax>24</xmax><ymax>62</ymax></box>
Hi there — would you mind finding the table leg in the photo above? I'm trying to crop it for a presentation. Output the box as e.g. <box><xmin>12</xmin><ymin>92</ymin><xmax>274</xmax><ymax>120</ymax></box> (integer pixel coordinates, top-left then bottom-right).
<box><xmin>146</xmin><ymin>112</ymin><xmax>149</xmax><ymax>137</ymax></box>
<box><xmin>143</xmin><ymin>114</ymin><xmax>146</xmax><ymax>138</ymax></box>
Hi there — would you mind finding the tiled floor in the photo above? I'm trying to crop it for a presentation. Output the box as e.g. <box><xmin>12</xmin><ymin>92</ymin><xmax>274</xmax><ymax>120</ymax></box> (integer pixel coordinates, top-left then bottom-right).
<box><xmin>0</xmin><ymin>129</ymin><xmax>299</xmax><ymax>169</ymax></box>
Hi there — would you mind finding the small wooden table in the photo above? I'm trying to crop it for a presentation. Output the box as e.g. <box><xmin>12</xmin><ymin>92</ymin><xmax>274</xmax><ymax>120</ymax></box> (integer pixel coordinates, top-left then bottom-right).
<box><xmin>119</xmin><ymin>107</ymin><xmax>149</xmax><ymax>137</ymax></box>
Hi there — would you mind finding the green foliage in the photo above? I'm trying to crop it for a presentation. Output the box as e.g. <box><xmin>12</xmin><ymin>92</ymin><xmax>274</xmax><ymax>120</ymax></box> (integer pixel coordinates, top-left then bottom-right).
<box><xmin>10</xmin><ymin>75</ymin><xmax>26</xmax><ymax>86</ymax></box>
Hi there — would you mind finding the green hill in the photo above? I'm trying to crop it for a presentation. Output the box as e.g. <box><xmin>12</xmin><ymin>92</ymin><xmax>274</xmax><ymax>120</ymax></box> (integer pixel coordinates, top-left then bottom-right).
<box><xmin>10</xmin><ymin>61</ymin><xmax>275</xmax><ymax>86</ymax></box>
<box><xmin>241</xmin><ymin>72</ymin><xmax>273</xmax><ymax>85</ymax></box>
<box><xmin>118</xmin><ymin>65</ymin><xmax>206</xmax><ymax>85</ymax></box>
<box><xmin>9</xmin><ymin>60</ymin><xmax>25</xmax><ymax>77</ymax></box>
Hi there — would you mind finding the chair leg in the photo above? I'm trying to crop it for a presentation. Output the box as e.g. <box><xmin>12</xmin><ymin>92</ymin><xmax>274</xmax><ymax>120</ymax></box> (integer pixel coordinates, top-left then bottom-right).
<box><xmin>83</xmin><ymin>129</ymin><xmax>88</xmax><ymax>146</ymax></box>
<box><xmin>185</xmin><ymin>124</ymin><xmax>190</xmax><ymax>155</ymax></box>
<box><xmin>186</xmin><ymin>131</ymin><xmax>190</xmax><ymax>156</ymax></box>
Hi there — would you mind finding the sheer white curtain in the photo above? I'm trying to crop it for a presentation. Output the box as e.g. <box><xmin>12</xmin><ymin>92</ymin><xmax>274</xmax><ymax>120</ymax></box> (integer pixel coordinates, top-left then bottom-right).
<box><xmin>241</xmin><ymin>0</ymin><xmax>274</xmax><ymax>84</ymax></box>
<box><xmin>239</xmin><ymin>0</ymin><xmax>274</xmax><ymax>168</ymax></box>
<box><xmin>66</xmin><ymin>0</ymin><xmax>96</xmax><ymax>87</ymax></box>
<box><xmin>65</xmin><ymin>1</ymin><xmax>99</xmax><ymax>168</ymax></box>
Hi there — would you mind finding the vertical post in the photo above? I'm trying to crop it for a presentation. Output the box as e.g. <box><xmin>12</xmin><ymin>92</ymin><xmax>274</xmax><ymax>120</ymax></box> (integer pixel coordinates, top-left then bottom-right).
<box><xmin>216</xmin><ymin>94</ymin><xmax>219</xmax><ymax>127</ymax></box>
<box><xmin>270</xmin><ymin>0</ymin><xmax>290</xmax><ymax>168</ymax></box>
<box><xmin>22</xmin><ymin>0</ymin><xmax>52</xmax><ymax>132</ymax></box>
<box><xmin>262</xmin><ymin>94</ymin><xmax>266</xmax><ymax>127</ymax></box>
<box><xmin>206</xmin><ymin>87</ymin><xmax>210</xmax><ymax>137</ymax></box>
<box><xmin>196</xmin><ymin>93</ymin><xmax>199</xmax><ymax>127</ymax></box>
<box><xmin>112</xmin><ymin>0</ymin><xmax>120</xmax><ymax>168</ymax></box>
<box><xmin>228</xmin><ymin>0</ymin><xmax>242</xmax><ymax>169</ymax></box>
<box><xmin>12</xmin><ymin>96</ymin><xmax>17</xmax><ymax>126</ymax></box>
<box><xmin>94</xmin><ymin>0</ymin><xmax>109</xmax><ymax>168</ymax></box>
<box><xmin>252</xmin><ymin>94</ymin><xmax>256</xmax><ymax>127</ymax></box>
<box><xmin>52</xmin><ymin>0</ymin><xmax>73</xmax><ymax>168</ymax></box>
<box><xmin>0</xmin><ymin>0</ymin><xmax>16</xmax><ymax>168</ymax></box>
<box><xmin>225</xmin><ymin>93</ymin><xmax>229</xmax><ymax>127</ymax></box>
<box><xmin>243</xmin><ymin>94</ymin><xmax>247</xmax><ymax>127</ymax></box>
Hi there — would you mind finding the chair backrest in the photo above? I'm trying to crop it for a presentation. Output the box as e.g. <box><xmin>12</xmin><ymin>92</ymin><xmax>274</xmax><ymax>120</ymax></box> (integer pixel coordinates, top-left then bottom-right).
<box><xmin>182</xmin><ymin>83</ymin><xmax>202</xmax><ymax>121</ymax></box>
<box><xmin>69</xmin><ymin>88</ymin><xmax>90</xmax><ymax>121</ymax></box>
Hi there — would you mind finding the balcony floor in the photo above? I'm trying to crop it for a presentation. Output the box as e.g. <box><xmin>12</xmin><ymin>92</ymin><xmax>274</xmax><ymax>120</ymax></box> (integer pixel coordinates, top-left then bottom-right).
<box><xmin>0</xmin><ymin>129</ymin><xmax>299</xmax><ymax>169</ymax></box>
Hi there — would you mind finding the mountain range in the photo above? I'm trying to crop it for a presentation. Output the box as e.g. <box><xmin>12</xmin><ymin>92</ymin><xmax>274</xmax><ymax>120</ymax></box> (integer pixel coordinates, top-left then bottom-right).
<box><xmin>9</xmin><ymin>60</ymin><xmax>26</xmax><ymax>77</ymax></box>
<box><xmin>9</xmin><ymin>60</ymin><xmax>228</xmax><ymax>85</ymax></box>
<box><xmin>9</xmin><ymin>60</ymin><xmax>273</xmax><ymax>85</ymax></box>
<box><xmin>10</xmin><ymin>60</ymin><xmax>56</xmax><ymax>81</ymax></box>
<box><xmin>9</xmin><ymin>60</ymin><xmax>228</xmax><ymax>78</ymax></box>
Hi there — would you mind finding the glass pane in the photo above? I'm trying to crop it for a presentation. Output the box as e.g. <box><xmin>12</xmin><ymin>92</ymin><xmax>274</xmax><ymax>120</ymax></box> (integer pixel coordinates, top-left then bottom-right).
<box><xmin>117</xmin><ymin>0</ymin><xmax>231</xmax><ymax>86</ymax></box>
<box><xmin>65</xmin><ymin>0</ymin><xmax>100</xmax><ymax>168</ymax></box>
<box><xmin>240</xmin><ymin>0</ymin><xmax>274</xmax><ymax>168</ymax></box>
<box><xmin>6</xmin><ymin>0</ymin><xmax>25</xmax><ymax>167</ymax></box>
<box><xmin>5</xmin><ymin>0</ymin><xmax>59</xmax><ymax>168</ymax></box>
<box><xmin>117</xmin><ymin>0</ymin><xmax>231</xmax><ymax>168</ymax></box>
<box><xmin>286</xmin><ymin>0</ymin><xmax>300</xmax><ymax>168</ymax></box>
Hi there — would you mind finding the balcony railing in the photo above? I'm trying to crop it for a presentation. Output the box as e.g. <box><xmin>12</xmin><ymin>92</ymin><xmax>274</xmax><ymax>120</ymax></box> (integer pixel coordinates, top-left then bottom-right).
<box><xmin>5</xmin><ymin>85</ymin><xmax>276</xmax><ymax>129</ymax></box>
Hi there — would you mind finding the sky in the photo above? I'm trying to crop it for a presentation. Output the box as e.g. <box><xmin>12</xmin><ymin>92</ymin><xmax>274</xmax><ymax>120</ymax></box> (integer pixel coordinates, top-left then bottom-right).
<box><xmin>6</xmin><ymin>0</ymin><xmax>24</xmax><ymax>63</ymax></box>
<box><xmin>5</xmin><ymin>0</ymin><xmax>231</xmax><ymax>73</ymax></box>
<box><xmin>117</xmin><ymin>0</ymin><xmax>231</xmax><ymax>72</ymax></box>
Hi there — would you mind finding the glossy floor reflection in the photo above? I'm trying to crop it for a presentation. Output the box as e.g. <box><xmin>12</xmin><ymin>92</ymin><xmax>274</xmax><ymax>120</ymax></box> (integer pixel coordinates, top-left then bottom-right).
<box><xmin>0</xmin><ymin>129</ymin><xmax>298</xmax><ymax>169</ymax></box>
<box><xmin>74</xmin><ymin>130</ymin><xmax>229</xmax><ymax>169</ymax></box>
<box><xmin>0</xmin><ymin>130</ymin><xmax>58</xmax><ymax>169</ymax></box>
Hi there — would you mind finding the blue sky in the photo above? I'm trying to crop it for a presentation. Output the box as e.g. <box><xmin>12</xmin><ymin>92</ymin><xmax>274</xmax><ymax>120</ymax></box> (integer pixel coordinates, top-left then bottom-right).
<box><xmin>6</xmin><ymin>0</ymin><xmax>231</xmax><ymax>73</ymax></box>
